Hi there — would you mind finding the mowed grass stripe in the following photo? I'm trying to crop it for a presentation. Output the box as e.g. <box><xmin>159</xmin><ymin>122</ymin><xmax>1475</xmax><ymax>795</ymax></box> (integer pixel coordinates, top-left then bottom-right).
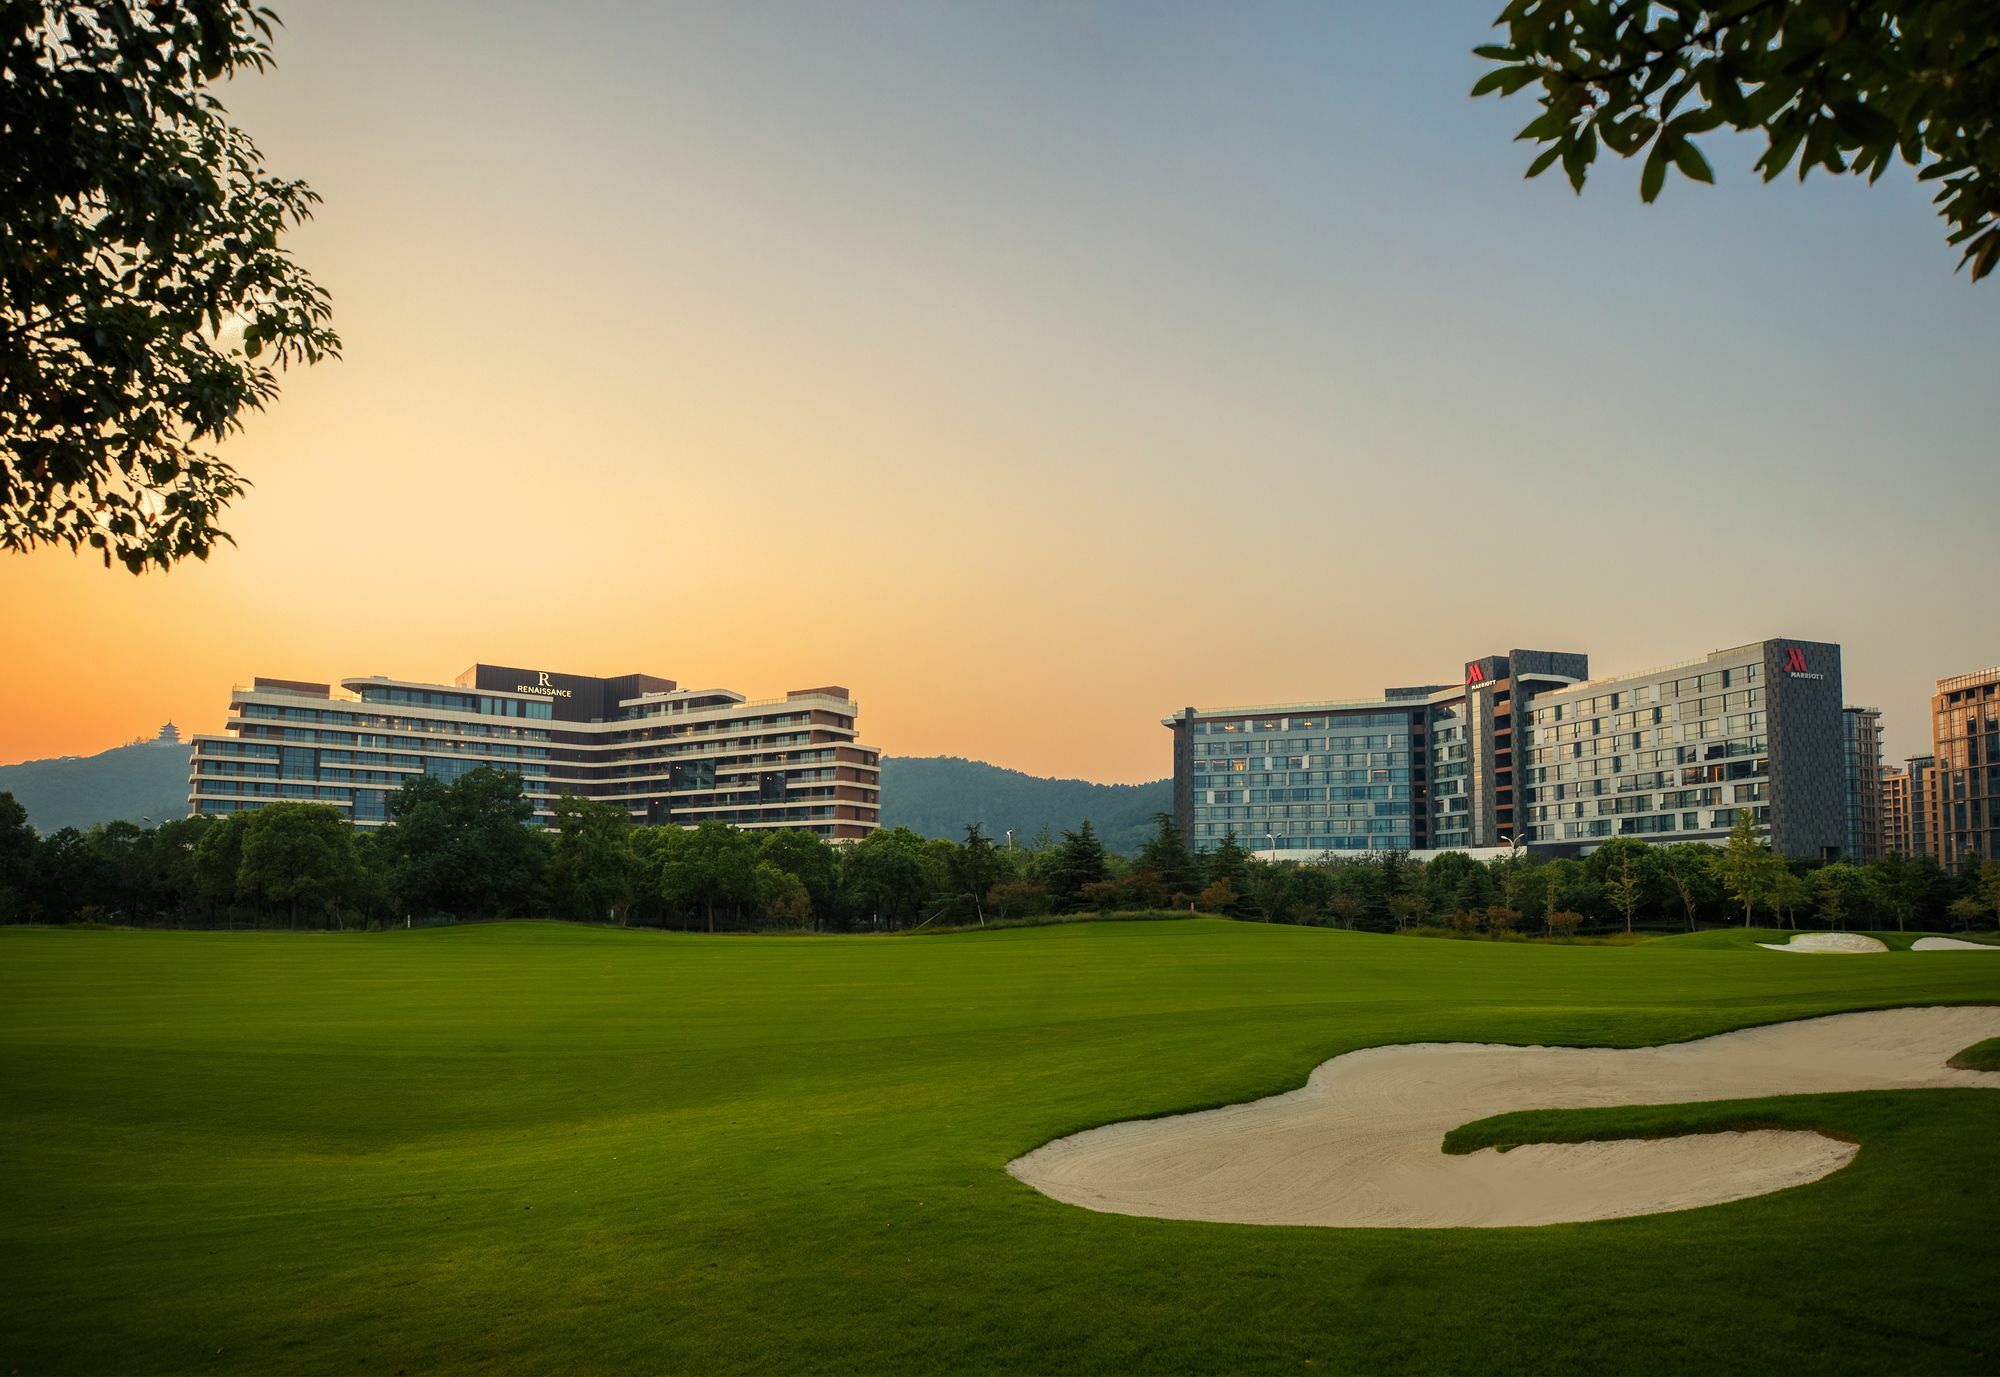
<box><xmin>3</xmin><ymin>919</ymin><xmax>1998</xmax><ymax>1375</ymax></box>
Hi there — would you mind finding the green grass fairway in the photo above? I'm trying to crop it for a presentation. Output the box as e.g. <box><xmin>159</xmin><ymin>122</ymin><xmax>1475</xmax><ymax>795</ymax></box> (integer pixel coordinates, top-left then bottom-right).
<box><xmin>5</xmin><ymin>921</ymin><xmax>2000</xmax><ymax>1375</ymax></box>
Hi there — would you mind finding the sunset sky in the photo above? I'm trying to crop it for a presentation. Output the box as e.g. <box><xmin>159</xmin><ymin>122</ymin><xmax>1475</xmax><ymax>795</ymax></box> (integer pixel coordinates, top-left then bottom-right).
<box><xmin>3</xmin><ymin>0</ymin><xmax>1995</xmax><ymax>782</ymax></box>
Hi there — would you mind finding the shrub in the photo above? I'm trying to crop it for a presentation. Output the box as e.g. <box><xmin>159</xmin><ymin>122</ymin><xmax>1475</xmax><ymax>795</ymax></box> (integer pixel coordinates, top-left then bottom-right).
<box><xmin>1078</xmin><ymin>879</ymin><xmax>1123</xmax><ymax>911</ymax></box>
<box><xmin>1546</xmin><ymin>910</ymin><xmax>1584</xmax><ymax>941</ymax></box>
<box><xmin>987</xmin><ymin>881</ymin><xmax>1051</xmax><ymax>921</ymax></box>
<box><xmin>1486</xmin><ymin>905</ymin><xmax>1521</xmax><ymax>938</ymax></box>
<box><xmin>1197</xmin><ymin>879</ymin><xmax>1239</xmax><ymax>914</ymax></box>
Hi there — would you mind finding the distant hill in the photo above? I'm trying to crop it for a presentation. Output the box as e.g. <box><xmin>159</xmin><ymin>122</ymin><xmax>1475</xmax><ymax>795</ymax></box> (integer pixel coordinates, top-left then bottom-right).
<box><xmin>0</xmin><ymin>739</ymin><xmax>1171</xmax><ymax>855</ymax></box>
<box><xmin>1</xmin><ymin>735</ymin><xmax>193</xmax><ymax>834</ymax></box>
<box><xmin>880</xmin><ymin>756</ymin><xmax>1170</xmax><ymax>856</ymax></box>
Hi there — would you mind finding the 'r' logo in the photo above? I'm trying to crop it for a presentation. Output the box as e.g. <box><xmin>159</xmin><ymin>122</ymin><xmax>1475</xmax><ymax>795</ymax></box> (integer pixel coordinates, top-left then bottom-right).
<box><xmin>539</xmin><ymin>671</ymin><xmax>553</xmax><ymax>687</ymax></box>
<box><xmin>1783</xmin><ymin>648</ymin><xmax>1808</xmax><ymax>673</ymax></box>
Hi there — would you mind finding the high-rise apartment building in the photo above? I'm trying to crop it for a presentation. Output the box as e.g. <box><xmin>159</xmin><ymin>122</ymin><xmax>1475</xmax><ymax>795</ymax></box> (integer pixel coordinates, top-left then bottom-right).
<box><xmin>1842</xmin><ymin>707</ymin><xmax>1884</xmax><ymax>863</ymax></box>
<box><xmin>1881</xmin><ymin>764</ymin><xmax>1912</xmax><ymax>858</ymax></box>
<box><xmin>1908</xmin><ymin>754</ymin><xmax>1937</xmax><ymax>859</ymax></box>
<box><xmin>1930</xmin><ymin>665</ymin><xmax>2000</xmax><ymax>868</ymax></box>
<box><xmin>189</xmin><ymin>664</ymin><xmax>882</xmax><ymax>839</ymax></box>
<box><xmin>1168</xmin><ymin>638</ymin><xmax>1850</xmax><ymax>860</ymax></box>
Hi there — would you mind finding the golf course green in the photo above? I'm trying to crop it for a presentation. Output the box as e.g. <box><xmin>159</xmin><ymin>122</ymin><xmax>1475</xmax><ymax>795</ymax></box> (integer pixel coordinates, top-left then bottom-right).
<box><xmin>4</xmin><ymin>919</ymin><xmax>1999</xmax><ymax>1374</ymax></box>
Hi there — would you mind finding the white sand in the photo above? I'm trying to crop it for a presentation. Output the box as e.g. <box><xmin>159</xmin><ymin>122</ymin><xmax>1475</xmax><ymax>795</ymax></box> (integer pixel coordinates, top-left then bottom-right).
<box><xmin>1913</xmin><ymin>936</ymin><xmax>2000</xmax><ymax>951</ymax></box>
<box><xmin>1758</xmin><ymin>932</ymin><xmax>1889</xmax><ymax>953</ymax></box>
<box><xmin>1008</xmin><ymin>1006</ymin><xmax>2000</xmax><ymax>1228</ymax></box>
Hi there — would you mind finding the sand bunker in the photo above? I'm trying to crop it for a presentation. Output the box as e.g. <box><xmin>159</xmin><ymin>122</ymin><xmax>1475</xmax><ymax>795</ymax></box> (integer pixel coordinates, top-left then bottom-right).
<box><xmin>1913</xmin><ymin>937</ymin><xmax>2000</xmax><ymax>951</ymax></box>
<box><xmin>1008</xmin><ymin>1006</ymin><xmax>2000</xmax><ymax>1228</ymax></box>
<box><xmin>1758</xmin><ymin>932</ymin><xmax>1889</xmax><ymax>953</ymax></box>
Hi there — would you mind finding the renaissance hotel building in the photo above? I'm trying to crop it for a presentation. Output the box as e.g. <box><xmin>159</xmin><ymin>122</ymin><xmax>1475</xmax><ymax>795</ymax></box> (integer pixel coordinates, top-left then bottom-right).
<box><xmin>1165</xmin><ymin>637</ymin><xmax>1849</xmax><ymax>860</ymax></box>
<box><xmin>188</xmin><ymin>664</ymin><xmax>882</xmax><ymax>839</ymax></box>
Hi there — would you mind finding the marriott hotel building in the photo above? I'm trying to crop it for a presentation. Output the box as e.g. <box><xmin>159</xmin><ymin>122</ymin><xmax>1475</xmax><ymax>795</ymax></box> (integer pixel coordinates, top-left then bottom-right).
<box><xmin>188</xmin><ymin>664</ymin><xmax>882</xmax><ymax>839</ymax></box>
<box><xmin>1165</xmin><ymin>638</ymin><xmax>1849</xmax><ymax>860</ymax></box>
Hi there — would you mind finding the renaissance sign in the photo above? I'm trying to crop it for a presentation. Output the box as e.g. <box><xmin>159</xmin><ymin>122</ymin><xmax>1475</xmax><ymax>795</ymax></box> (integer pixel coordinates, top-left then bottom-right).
<box><xmin>514</xmin><ymin>671</ymin><xmax>574</xmax><ymax>699</ymax></box>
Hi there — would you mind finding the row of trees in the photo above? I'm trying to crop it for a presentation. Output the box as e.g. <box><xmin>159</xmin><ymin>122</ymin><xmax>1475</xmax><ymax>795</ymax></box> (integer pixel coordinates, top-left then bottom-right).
<box><xmin>3</xmin><ymin>777</ymin><xmax>1996</xmax><ymax>936</ymax></box>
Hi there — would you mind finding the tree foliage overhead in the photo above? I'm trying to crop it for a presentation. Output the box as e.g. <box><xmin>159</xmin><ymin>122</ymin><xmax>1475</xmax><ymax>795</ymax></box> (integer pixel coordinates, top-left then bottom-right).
<box><xmin>1</xmin><ymin>0</ymin><xmax>338</xmax><ymax>572</ymax></box>
<box><xmin>1473</xmin><ymin>1</ymin><xmax>2000</xmax><ymax>280</ymax></box>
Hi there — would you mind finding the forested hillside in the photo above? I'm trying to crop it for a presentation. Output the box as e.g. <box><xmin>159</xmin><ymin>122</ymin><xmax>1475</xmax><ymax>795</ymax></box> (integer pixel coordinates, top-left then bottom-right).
<box><xmin>0</xmin><ymin>742</ymin><xmax>192</xmax><ymax>833</ymax></box>
<box><xmin>1</xmin><ymin>741</ymin><xmax>1170</xmax><ymax>855</ymax></box>
<box><xmin>881</xmin><ymin>756</ymin><xmax>1170</xmax><ymax>856</ymax></box>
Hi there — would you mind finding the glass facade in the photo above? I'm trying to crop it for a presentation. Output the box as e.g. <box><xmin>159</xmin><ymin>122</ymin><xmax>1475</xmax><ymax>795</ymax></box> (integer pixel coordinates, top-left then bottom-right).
<box><xmin>1170</xmin><ymin>641</ymin><xmax>1843</xmax><ymax>860</ymax></box>
<box><xmin>1931</xmin><ymin>667</ymin><xmax>2000</xmax><ymax>867</ymax></box>
<box><xmin>1841</xmin><ymin>708</ymin><xmax>1883</xmax><ymax>862</ymax></box>
<box><xmin>1183</xmin><ymin>710</ymin><xmax>1419</xmax><ymax>853</ymax></box>
<box><xmin>1524</xmin><ymin>658</ymin><xmax>1768</xmax><ymax>844</ymax></box>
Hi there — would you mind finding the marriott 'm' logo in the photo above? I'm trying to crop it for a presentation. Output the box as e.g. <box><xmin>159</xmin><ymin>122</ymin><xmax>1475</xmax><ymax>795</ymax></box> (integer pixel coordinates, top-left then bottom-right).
<box><xmin>1781</xmin><ymin>647</ymin><xmax>1825</xmax><ymax>681</ymax></box>
<box><xmin>1466</xmin><ymin>663</ymin><xmax>1487</xmax><ymax>685</ymax></box>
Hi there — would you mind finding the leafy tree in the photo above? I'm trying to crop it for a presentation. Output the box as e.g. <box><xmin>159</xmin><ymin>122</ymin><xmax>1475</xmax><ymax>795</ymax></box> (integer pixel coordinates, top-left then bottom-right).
<box><xmin>1386</xmin><ymin>892</ymin><xmax>1427</xmax><ymax>933</ymax></box>
<box><xmin>987</xmin><ymin>879</ymin><xmax>1050</xmax><ymax>921</ymax></box>
<box><xmin>1423</xmin><ymin>851</ymin><xmax>1482</xmax><ymax>919</ymax></box>
<box><xmin>384</xmin><ymin>767</ymin><xmax>543</xmax><ymax>918</ymax></box>
<box><xmin>1546</xmin><ymin>909</ymin><xmax>1585</xmax><ymax>940</ymax></box>
<box><xmin>3</xmin><ymin>1</ymin><xmax>340</xmax><ymax>571</ymax></box>
<box><xmin>1243</xmin><ymin>861</ymin><xmax>1297</xmax><ymax>924</ymax></box>
<box><xmin>1867</xmin><ymin>851</ymin><xmax>1930</xmax><ymax>932</ymax></box>
<box><xmin>1473</xmin><ymin>0</ymin><xmax>2000</xmax><ymax>280</ymax></box>
<box><xmin>753</xmin><ymin>862</ymin><xmax>812</xmax><ymax>930</ymax></box>
<box><xmin>1541</xmin><ymin>857</ymin><xmax>1591</xmax><ymax>923</ymax></box>
<box><xmin>1813</xmin><ymin>861</ymin><xmax>1869</xmax><ymax>931</ymax></box>
<box><xmin>1046</xmin><ymin>821</ymin><xmax>1109</xmax><ymax>912</ymax></box>
<box><xmin>760</xmin><ymin>829</ymin><xmax>838</xmax><ymax>927</ymax></box>
<box><xmin>548</xmin><ymin>795</ymin><xmax>636</xmax><ymax>924</ymax></box>
<box><xmin>1657</xmin><ymin>842</ymin><xmax>1719</xmax><ymax>931</ymax></box>
<box><xmin>1286</xmin><ymin>863</ymin><xmax>1337</xmax><ymax>925</ymax></box>
<box><xmin>1976</xmin><ymin>858</ymin><xmax>2000</xmax><ymax>923</ymax></box>
<box><xmin>1326</xmin><ymin>892</ymin><xmax>1365</xmax><ymax>930</ymax></box>
<box><xmin>1770</xmin><ymin>868</ymin><xmax>1811</xmax><ymax>930</ymax></box>
<box><xmin>1596</xmin><ymin>839</ymin><xmax>1658</xmax><ymax>934</ymax></box>
<box><xmin>839</xmin><ymin>827</ymin><xmax>931</xmax><ymax>930</ymax></box>
<box><xmin>1197</xmin><ymin>878</ymin><xmax>1238</xmax><ymax>914</ymax></box>
<box><xmin>191</xmin><ymin>811</ymin><xmax>244</xmax><ymax>913</ymax></box>
<box><xmin>84</xmin><ymin>819</ymin><xmax>152</xmax><ymax>920</ymax></box>
<box><xmin>29</xmin><ymin>826</ymin><xmax>92</xmax><ymax>922</ymax></box>
<box><xmin>658</xmin><ymin>820</ymin><xmax>758</xmax><ymax>932</ymax></box>
<box><xmin>1946</xmin><ymin>895</ymin><xmax>1987</xmax><ymax>931</ymax></box>
<box><xmin>950</xmin><ymin>824</ymin><xmax>1005</xmax><ymax>925</ymax></box>
<box><xmin>238</xmin><ymin>802</ymin><xmax>355</xmax><ymax>926</ymax></box>
<box><xmin>1486</xmin><ymin>904</ymin><xmax>1521</xmax><ymax>938</ymax></box>
<box><xmin>1717</xmin><ymin>810</ymin><xmax>1783</xmax><ymax>926</ymax></box>
<box><xmin>1136</xmin><ymin>813</ymin><xmax>1200</xmax><ymax>901</ymax></box>
<box><xmin>149</xmin><ymin>813</ymin><xmax>213</xmax><ymax>920</ymax></box>
<box><xmin>1501</xmin><ymin>861</ymin><xmax>1551</xmax><ymax>925</ymax></box>
<box><xmin>1208</xmin><ymin>830</ymin><xmax>1249</xmax><ymax>890</ymax></box>
<box><xmin>0</xmin><ymin>791</ymin><xmax>34</xmax><ymax>920</ymax></box>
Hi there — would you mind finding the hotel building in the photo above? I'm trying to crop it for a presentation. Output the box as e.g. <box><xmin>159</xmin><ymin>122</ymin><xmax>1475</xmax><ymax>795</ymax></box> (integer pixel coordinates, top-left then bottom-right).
<box><xmin>1842</xmin><ymin>707</ymin><xmax>1884</xmax><ymax>863</ymax></box>
<box><xmin>1930</xmin><ymin>665</ymin><xmax>2000</xmax><ymax>867</ymax></box>
<box><xmin>188</xmin><ymin>664</ymin><xmax>882</xmax><ymax>839</ymax></box>
<box><xmin>1167</xmin><ymin>638</ymin><xmax>1850</xmax><ymax>860</ymax></box>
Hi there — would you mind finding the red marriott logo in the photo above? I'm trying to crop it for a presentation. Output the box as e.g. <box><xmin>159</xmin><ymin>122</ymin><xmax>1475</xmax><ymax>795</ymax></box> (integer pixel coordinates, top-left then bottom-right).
<box><xmin>1466</xmin><ymin>663</ymin><xmax>1487</xmax><ymax>685</ymax></box>
<box><xmin>1782</xmin><ymin>647</ymin><xmax>1826</xmax><ymax>681</ymax></box>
